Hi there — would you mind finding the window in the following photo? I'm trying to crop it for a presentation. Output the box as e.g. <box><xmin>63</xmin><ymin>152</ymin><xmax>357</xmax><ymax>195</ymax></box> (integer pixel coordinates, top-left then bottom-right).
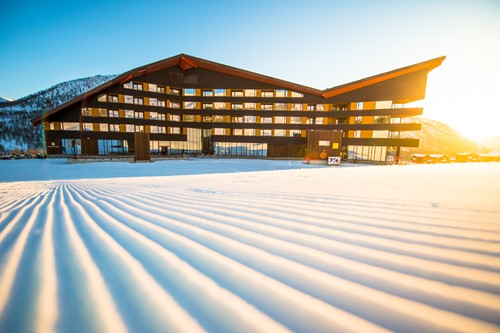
<box><xmin>290</xmin><ymin>117</ymin><xmax>301</xmax><ymax>124</ymax></box>
<box><xmin>290</xmin><ymin>130</ymin><xmax>301</xmax><ymax>137</ymax></box>
<box><xmin>184</xmin><ymin>101</ymin><xmax>196</xmax><ymax>109</ymax></box>
<box><xmin>354</xmin><ymin>116</ymin><xmax>363</xmax><ymax>124</ymax></box>
<box><xmin>62</xmin><ymin>122</ymin><xmax>80</xmax><ymax>131</ymax></box>
<box><xmin>125</xmin><ymin>110</ymin><xmax>134</xmax><ymax>118</ymax></box>
<box><xmin>261</xmin><ymin>104</ymin><xmax>273</xmax><ymax>110</ymax></box>
<box><xmin>244</xmin><ymin>129</ymin><xmax>255</xmax><ymax>136</ymax></box>
<box><xmin>108</xmin><ymin>109</ymin><xmax>119</xmax><ymax>118</ymax></box>
<box><xmin>214</xmin><ymin>102</ymin><xmax>226</xmax><ymax>110</ymax></box>
<box><xmin>99</xmin><ymin>123</ymin><xmax>109</xmax><ymax>132</ymax></box>
<box><xmin>233</xmin><ymin>129</ymin><xmax>243</xmax><ymax>135</ymax></box>
<box><xmin>232</xmin><ymin>116</ymin><xmax>243</xmax><ymax>123</ymax></box>
<box><xmin>123</xmin><ymin>82</ymin><xmax>132</xmax><ymax>89</ymax></box>
<box><xmin>170</xmin><ymin>115</ymin><xmax>180</xmax><ymax>121</ymax></box>
<box><xmin>353</xmin><ymin>130</ymin><xmax>361</xmax><ymax>138</ymax></box>
<box><xmin>134</xmin><ymin>111</ymin><xmax>144</xmax><ymax>119</ymax></box>
<box><xmin>291</xmin><ymin>103</ymin><xmax>302</xmax><ymax>111</ymax></box>
<box><xmin>214</xmin><ymin>128</ymin><xmax>225</xmax><ymax>135</ymax></box>
<box><xmin>213</xmin><ymin>115</ymin><xmax>225</xmax><ymax>122</ymax></box>
<box><xmin>158</xmin><ymin>126</ymin><xmax>166</xmax><ymax>134</ymax></box>
<box><xmin>375</xmin><ymin>101</ymin><xmax>393</xmax><ymax>109</ymax></box>
<box><xmin>373</xmin><ymin>130</ymin><xmax>389</xmax><ymax>138</ymax></box>
<box><xmin>109</xmin><ymin>124</ymin><xmax>120</xmax><ymax>132</ymax></box>
<box><xmin>135</xmin><ymin>125</ymin><xmax>145</xmax><ymax>133</ymax></box>
<box><xmin>170</xmin><ymin>88</ymin><xmax>181</xmax><ymax>95</ymax></box>
<box><xmin>49</xmin><ymin>122</ymin><xmax>55</xmax><ymax>130</ymax></box>
<box><xmin>261</xmin><ymin>129</ymin><xmax>272</xmax><ymax>136</ymax></box>
<box><xmin>148</xmin><ymin>83</ymin><xmax>157</xmax><ymax>92</ymax></box>
<box><xmin>170</xmin><ymin>101</ymin><xmax>180</xmax><ymax>109</ymax></box>
<box><xmin>274</xmin><ymin>129</ymin><xmax>286</xmax><ymax>136</ymax></box>
<box><xmin>203</xmin><ymin>116</ymin><xmax>212</xmax><ymax>122</ymax></box>
<box><xmin>290</xmin><ymin>91</ymin><xmax>303</xmax><ymax>98</ymax></box>
<box><xmin>183</xmin><ymin>115</ymin><xmax>196</xmax><ymax>122</ymax></box>
<box><xmin>244</xmin><ymin>116</ymin><xmax>256</xmax><ymax>123</ymax></box>
<box><xmin>317</xmin><ymin>104</ymin><xmax>324</xmax><ymax>111</ymax></box>
<box><xmin>231</xmin><ymin>90</ymin><xmax>243</xmax><ymax>97</ymax></box>
<box><xmin>150</xmin><ymin>98</ymin><xmax>158</xmax><ymax>106</ymax></box>
<box><xmin>244</xmin><ymin>89</ymin><xmax>256</xmax><ymax>97</ymax></box>
<box><xmin>98</xmin><ymin>94</ymin><xmax>106</xmax><ymax>102</ymax></box>
<box><xmin>158</xmin><ymin>113</ymin><xmax>166</xmax><ymax>121</ymax></box>
<box><xmin>156</xmin><ymin>85</ymin><xmax>166</xmax><ymax>93</ymax></box>
<box><xmin>134</xmin><ymin>97</ymin><xmax>143</xmax><ymax>105</ymax></box>
<box><xmin>319</xmin><ymin>140</ymin><xmax>330</xmax><ymax>146</ymax></box>
<box><xmin>276</xmin><ymin>89</ymin><xmax>286</xmax><ymax>97</ymax></box>
<box><xmin>232</xmin><ymin>103</ymin><xmax>243</xmax><ymax>110</ymax></box>
<box><xmin>202</xmin><ymin>90</ymin><xmax>213</xmax><ymax>96</ymax></box>
<box><xmin>261</xmin><ymin>117</ymin><xmax>272</xmax><ymax>124</ymax></box>
<box><xmin>149</xmin><ymin>112</ymin><xmax>158</xmax><ymax>120</ymax></box>
<box><xmin>244</xmin><ymin>102</ymin><xmax>256</xmax><ymax>109</ymax></box>
<box><xmin>275</xmin><ymin>103</ymin><xmax>286</xmax><ymax>110</ymax></box>
<box><xmin>82</xmin><ymin>108</ymin><xmax>92</xmax><ymax>116</ymax></box>
<box><xmin>316</xmin><ymin>117</ymin><xmax>324</xmax><ymax>124</ymax></box>
<box><xmin>133</xmin><ymin>83</ymin><xmax>143</xmax><ymax>91</ymax></box>
<box><xmin>202</xmin><ymin>103</ymin><xmax>213</xmax><ymax>109</ymax></box>
<box><xmin>307</xmin><ymin>105</ymin><xmax>315</xmax><ymax>111</ymax></box>
<box><xmin>83</xmin><ymin>123</ymin><xmax>93</xmax><ymax>131</ymax></box>
<box><xmin>157</xmin><ymin>100</ymin><xmax>166</xmax><ymax>107</ymax></box>
<box><xmin>274</xmin><ymin>116</ymin><xmax>286</xmax><ymax>124</ymax></box>
<box><xmin>356</xmin><ymin>102</ymin><xmax>364</xmax><ymax>110</ymax></box>
<box><xmin>124</xmin><ymin>95</ymin><xmax>133</xmax><ymax>104</ymax></box>
<box><xmin>108</xmin><ymin>95</ymin><xmax>118</xmax><ymax>103</ymax></box>
<box><xmin>214</xmin><ymin>89</ymin><xmax>226</xmax><ymax>96</ymax></box>
<box><xmin>126</xmin><ymin>124</ymin><xmax>134</xmax><ymax>133</ymax></box>
<box><xmin>98</xmin><ymin>108</ymin><xmax>107</xmax><ymax>117</ymax></box>
<box><xmin>150</xmin><ymin>125</ymin><xmax>159</xmax><ymax>133</ymax></box>
<box><xmin>306</xmin><ymin>117</ymin><xmax>314</xmax><ymax>124</ymax></box>
<box><xmin>170</xmin><ymin>127</ymin><xmax>180</xmax><ymax>134</ymax></box>
<box><xmin>184</xmin><ymin>88</ymin><xmax>196</xmax><ymax>96</ymax></box>
<box><xmin>262</xmin><ymin>90</ymin><xmax>273</xmax><ymax>98</ymax></box>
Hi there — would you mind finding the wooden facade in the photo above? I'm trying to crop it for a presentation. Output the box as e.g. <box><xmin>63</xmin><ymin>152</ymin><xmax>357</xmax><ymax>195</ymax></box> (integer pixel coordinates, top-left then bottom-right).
<box><xmin>32</xmin><ymin>54</ymin><xmax>445</xmax><ymax>162</ymax></box>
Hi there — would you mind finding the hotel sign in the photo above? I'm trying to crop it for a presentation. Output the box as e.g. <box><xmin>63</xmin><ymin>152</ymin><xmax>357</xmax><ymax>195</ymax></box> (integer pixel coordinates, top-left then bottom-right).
<box><xmin>328</xmin><ymin>156</ymin><xmax>341</xmax><ymax>165</ymax></box>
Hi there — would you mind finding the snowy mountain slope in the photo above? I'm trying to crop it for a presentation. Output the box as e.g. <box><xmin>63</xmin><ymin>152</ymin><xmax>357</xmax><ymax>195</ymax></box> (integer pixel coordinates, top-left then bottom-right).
<box><xmin>0</xmin><ymin>75</ymin><xmax>116</xmax><ymax>152</ymax></box>
<box><xmin>0</xmin><ymin>97</ymin><xmax>14</xmax><ymax>103</ymax></box>
<box><xmin>402</xmin><ymin>118</ymin><xmax>488</xmax><ymax>155</ymax></box>
<box><xmin>0</xmin><ymin>161</ymin><xmax>499</xmax><ymax>332</ymax></box>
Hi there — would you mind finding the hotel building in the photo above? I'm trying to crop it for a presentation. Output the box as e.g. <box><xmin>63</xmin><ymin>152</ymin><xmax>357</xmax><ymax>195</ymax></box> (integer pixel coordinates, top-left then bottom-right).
<box><xmin>32</xmin><ymin>54</ymin><xmax>444</xmax><ymax>163</ymax></box>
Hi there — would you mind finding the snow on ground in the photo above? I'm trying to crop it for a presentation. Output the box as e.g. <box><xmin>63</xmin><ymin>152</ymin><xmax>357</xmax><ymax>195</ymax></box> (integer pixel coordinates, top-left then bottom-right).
<box><xmin>0</xmin><ymin>160</ymin><xmax>499</xmax><ymax>332</ymax></box>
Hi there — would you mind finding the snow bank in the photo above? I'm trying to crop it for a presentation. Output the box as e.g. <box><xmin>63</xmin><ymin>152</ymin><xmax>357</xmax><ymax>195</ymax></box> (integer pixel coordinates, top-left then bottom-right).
<box><xmin>0</xmin><ymin>161</ymin><xmax>499</xmax><ymax>332</ymax></box>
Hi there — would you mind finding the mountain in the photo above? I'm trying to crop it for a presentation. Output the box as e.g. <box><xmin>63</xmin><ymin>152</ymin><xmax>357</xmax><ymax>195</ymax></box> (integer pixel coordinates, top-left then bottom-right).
<box><xmin>0</xmin><ymin>75</ymin><xmax>116</xmax><ymax>152</ymax></box>
<box><xmin>401</xmin><ymin>118</ymin><xmax>489</xmax><ymax>157</ymax></box>
<box><xmin>482</xmin><ymin>136</ymin><xmax>500</xmax><ymax>151</ymax></box>
<box><xmin>0</xmin><ymin>97</ymin><xmax>14</xmax><ymax>103</ymax></box>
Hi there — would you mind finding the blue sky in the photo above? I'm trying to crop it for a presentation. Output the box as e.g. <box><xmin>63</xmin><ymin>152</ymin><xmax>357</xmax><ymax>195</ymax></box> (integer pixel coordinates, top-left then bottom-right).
<box><xmin>1</xmin><ymin>0</ymin><xmax>499</xmax><ymax>141</ymax></box>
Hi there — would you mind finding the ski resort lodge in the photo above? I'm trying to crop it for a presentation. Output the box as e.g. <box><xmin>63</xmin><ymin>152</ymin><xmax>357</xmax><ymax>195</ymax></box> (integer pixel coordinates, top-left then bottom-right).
<box><xmin>31</xmin><ymin>54</ymin><xmax>444</xmax><ymax>163</ymax></box>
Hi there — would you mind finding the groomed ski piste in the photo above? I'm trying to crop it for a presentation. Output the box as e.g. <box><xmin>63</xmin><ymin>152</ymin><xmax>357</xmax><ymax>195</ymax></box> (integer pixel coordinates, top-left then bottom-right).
<box><xmin>1</xmin><ymin>159</ymin><xmax>499</xmax><ymax>333</ymax></box>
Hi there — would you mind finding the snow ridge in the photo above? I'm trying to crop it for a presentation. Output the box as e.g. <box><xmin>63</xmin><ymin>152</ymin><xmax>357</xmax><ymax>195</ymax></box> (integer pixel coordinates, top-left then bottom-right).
<box><xmin>0</xmin><ymin>165</ymin><xmax>499</xmax><ymax>332</ymax></box>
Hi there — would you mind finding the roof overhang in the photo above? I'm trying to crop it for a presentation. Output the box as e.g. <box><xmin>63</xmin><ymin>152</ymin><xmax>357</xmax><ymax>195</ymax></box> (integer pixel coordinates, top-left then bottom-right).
<box><xmin>321</xmin><ymin>56</ymin><xmax>445</xmax><ymax>98</ymax></box>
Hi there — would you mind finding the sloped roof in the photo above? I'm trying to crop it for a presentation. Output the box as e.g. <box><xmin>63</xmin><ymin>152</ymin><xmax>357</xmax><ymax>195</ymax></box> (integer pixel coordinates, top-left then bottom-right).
<box><xmin>32</xmin><ymin>54</ymin><xmax>445</xmax><ymax>125</ymax></box>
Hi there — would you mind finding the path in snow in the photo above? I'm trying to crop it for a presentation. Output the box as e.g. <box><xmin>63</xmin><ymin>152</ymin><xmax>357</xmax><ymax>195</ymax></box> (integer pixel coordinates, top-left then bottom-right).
<box><xmin>0</xmin><ymin>163</ymin><xmax>499</xmax><ymax>332</ymax></box>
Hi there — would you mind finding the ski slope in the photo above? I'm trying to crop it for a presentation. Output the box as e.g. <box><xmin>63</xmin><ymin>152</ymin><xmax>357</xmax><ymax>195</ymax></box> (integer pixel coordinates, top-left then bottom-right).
<box><xmin>1</xmin><ymin>161</ymin><xmax>499</xmax><ymax>332</ymax></box>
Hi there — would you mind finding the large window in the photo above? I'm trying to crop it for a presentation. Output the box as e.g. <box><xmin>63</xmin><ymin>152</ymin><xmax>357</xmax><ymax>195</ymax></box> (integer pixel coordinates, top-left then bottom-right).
<box><xmin>82</xmin><ymin>108</ymin><xmax>92</xmax><ymax>116</ymax></box>
<box><xmin>126</xmin><ymin>124</ymin><xmax>134</xmax><ymax>133</ymax></box>
<box><xmin>170</xmin><ymin>101</ymin><xmax>180</xmax><ymax>109</ymax></box>
<box><xmin>135</xmin><ymin>125</ymin><xmax>145</xmax><ymax>133</ymax></box>
<box><xmin>275</xmin><ymin>103</ymin><xmax>286</xmax><ymax>110</ymax></box>
<box><xmin>276</xmin><ymin>89</ymin><xmax>286</xmax><ymax>97</ymax></box>
<box><xmin>134</xmin><ymin>97</ymin><xmax>143</xmax><ymax>105</ymax></box>
<box><xmin>149</xmin><ymin>112</ymin><xmax>158</xmax><ymax>120</ymax></box>
<box><xmin>214</xmin><ymin>142</ymin><xmax>267</xmax><ymax>157</ymax></box>
<box><xmin>170</xmin><ymin>88</ymin><xmax>181</xmax><ymax>95</ymax></box>
<box><xmin>124</xmin><ymin>95</ymin><xmax>133</xmax><ymax>104</ymax></box>
<box><xmin>150</xmin><ymin>98</ymin><xmax>158</xmax><ymax>106</ymax></box>
<box><xmin>231</xmin><ymin>90</ymin><xmax>243</xmax><ymax>97</ymax></box>
<box><xmin>125</xmin><ymin>110</ymin><xmax>134</xmax><ymax>118</ymax></box>
<box><xmin>274</xmin><ymin>129</ymin><xmax>286</xmax><ymax>136</ymax></box>
<box><xmin>261</xmin><ymin>104</ymin><xmax>273</xmax><ymax>110</ymax></box>
<box><xmin>232</xmin><ymin>116</ymin><xmax>243</xmax><ymax>123</ymax></box>
<box><xmin>244</xmin><ymin>129</ymin><xmax>255</xmax><ymax>136</ymax></box>
<box><xmin>291</xmin><ymin>103</ymin><xmax>302</xmax><ymax>111</ymax></box>
<box><xmin>290</xmin><ymin>91</ymin><xmax>303</xmax><ymax>98</ymax></box>
<box><xmin>261</xmin><ymin>129</ymin><xmax>272</xmax><ymax>136</ymax></box>
<box><xmin>233</xmin><ymin>129</ymin><xmax>243</xmax><ymax>135</ymax></box>
<box><xmin>290</xmin><ymin>129</ymin><xmax>301</xmax><ymax>137</ymax></box>
<box><xmin>99</xmin><ymin>123</ymin><xmax>108</xmax><ymax>132</ymax></box>
<box><xmin>244</xmin><ymin>116</ymin><xmax>256</xmax><ymax>123</ymax></box>
<box><xmin>231</xmin><ymin>103</ymin><xmax>243</xmax><ymax>110</ymax></box>
<box><xmin>244</xmin><ymin>89</ymin><xmax>256</xmax><ymax>97</ymax></box>
<box><xmin>184</xmin><ymin>101</ymin><xmax>196</xmax><ymax>109</ymax></box>
<box><xmin>98</xmin><ymin>140</ymin><xmax>128</xmax><ymax>155</ymax></box>
<box><xmin>261</xmin><ymin>117</ymin><xmax>272</xmax><ymax>124</ymax></box>
<box><xmin>202</xmin><ymin>103</ymin><xmax>213</xmax><ymax>109</ymax></box>
<box><xmin>83</xmin><ymin>123</ymin><xmax>93</xmax><ymax>131</ymax></box>
<box><xmin>108</xmin><ymin>109</ymin><xmax>119</xmax><ymax>118</ymax></box>
<box><xmin>170</xmin><ymin>115</ymin><xmax>180</xmax><ymax>121</ymax></box>
<box><xmin>62</xmin><ymin>122</ymin><xmax>80</xmax><ymax>131</ymax></box>
<box><xmin>134</xmin><ymin>111</ymin><xmax>144</xmax><ymax>119</ymax></box>
<box><xmin>183</xmin><ymin>115</ymin><xmax>196</xmax><ymax>122</ymax></box>
<box><xmin>213</xmin><ymin>115</ymin><xmax>225</xmax><ymax>122</ymax></box>
<box><xmin>274</xmin><ymin>116</ymin><xmax>286</xmax><ymax>124</ymax></box>
<box><xmin>214</xmin><ymin>102</ymin><xmax>226</xmax><ymax>110</ymax></box>
<box><xmin>170</xmin><ymin>127</ymin><xmax>181</xmax><ymax>134</ymax></box>
<box><xmin>262</xmin><ymin>91</ymin><xmax>273</xmax><ymax>98</ymax></box>
<box><xmin>98</xmin><ymin>108</ymin><xmax>107</xmax><ymax>117</ymax></box>
<box><xmin>184</xmin><ymin>88</ymin><xmax>196</xmax><ymax>96</ymax></box>
<box><xmin>244</xmin><ymin>102</ymin><xmax>256</xmax><ymax>109</ymax></box>
<box><xmin>109</xmin><ymin>124</ymin><xmax>120</xmax><ymax>132</ymax></box>
<box><xmin>290</xmin><ymin>117</ymin><xmax>301</xmax><ymax>124</ymax></box>
<box><xmin>214</xmin><ymin>89</ymin><xmax>226</xmax><ymax>96</ymax></box>
<box><xmin>214</xmin><ymin>128</ymin><xmax>225</xmax><ymax>135</ymax></box>
<box><xmin>202</xmin><ymin>90</ymin><xmax>213</xmax><ymax>96</ymax></box>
